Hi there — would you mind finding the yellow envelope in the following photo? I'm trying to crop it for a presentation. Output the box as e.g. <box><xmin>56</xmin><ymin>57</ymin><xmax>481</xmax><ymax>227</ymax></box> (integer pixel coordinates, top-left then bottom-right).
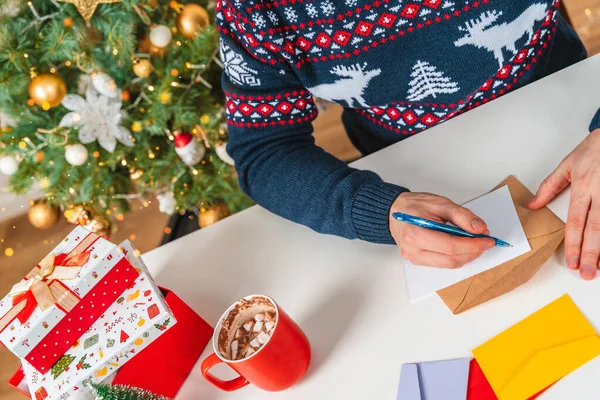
<box><xmin>472</xmin><ymin>294</ymin><xmax>600</xmax><ymax>400</ymax></box>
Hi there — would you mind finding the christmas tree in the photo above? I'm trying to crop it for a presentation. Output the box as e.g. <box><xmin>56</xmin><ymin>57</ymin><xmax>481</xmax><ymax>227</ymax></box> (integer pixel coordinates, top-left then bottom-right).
<box><xmin>0</xmin><ymin>0</ymin><xmax>252</xmax><ymax>232</ymax></box>
<box><xmin>50</xmin><ymin>353</ymin><xmax>76</xmax><ymax>379</ymax></box>
<box><xmin>90</xmin><ymin>383</ymin><xmax>171</xmax><ymax>400</ymax></box>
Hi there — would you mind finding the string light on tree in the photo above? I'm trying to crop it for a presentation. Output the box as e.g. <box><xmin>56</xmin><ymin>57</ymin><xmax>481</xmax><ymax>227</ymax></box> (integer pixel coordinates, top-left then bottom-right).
<box><xmin>149</xmin><ymin>25</ymin><xmax>172</xmax><ymax>48</ymax></box>
<box><xmin>28</xmin><ymin>72</ymin><xmax>67</xmax><ymax>110</ymax></box>
<box><xmin>65</xmin><ymin>144</ymin><xmax>89</xmax><ymax>166</ymax></box>
<box><xmin>159</xmin><ymin>91</ymin><xmax>172</xmax><ymax>104</ymax></box>
<box><xmin>199</xmin><ymin>202</ymin><xmax>231</xmax><ymax>228</ymax></box>
<box><xmin>64</xmin><ymin>203</ymin><xmax>94</xmax><ymax>225</ymax></box>
<box><xmin>83</xmin><ymin>214</ymin><xmax>112</xmax><ymax>237</ymax></box>
<box><xmin>28</xmin><ymin>200</ymin><xmax>60</xmax><ymax>229</ymax></box>
<box><xmin>131</xmin><ymin>122</ymin><xmax>143</xmax><ymax>133</ymax></box>
<box><xmin>63</xmin><ymin>17</ymin><xmax>74</xmax><ymax>28</ymax></box>
<box><xmin>174</xmin><ymin>131</ymin><xmax>205</xmax><ymax>166</ymax></box>
<box><xmin>176</xmin><ymin>3</ymin><xmax>210</xmax><ymax>39</ymax></box>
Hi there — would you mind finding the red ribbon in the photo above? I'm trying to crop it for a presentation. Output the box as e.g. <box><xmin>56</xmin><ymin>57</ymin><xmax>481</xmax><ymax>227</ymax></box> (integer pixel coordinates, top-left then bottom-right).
<box><xmin>0</xmin><ymin>251</ymin><xmax>90</xmax><ymax>333</ymax></box>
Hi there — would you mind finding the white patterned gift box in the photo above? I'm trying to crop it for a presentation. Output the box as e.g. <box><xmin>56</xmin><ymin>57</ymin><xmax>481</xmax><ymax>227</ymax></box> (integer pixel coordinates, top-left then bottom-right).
<box><xmin>21</xmin><ymin>240</ymin><xmax>176</xmax><ymax>400</ymax></box>
<box><xmin>0</xmin><ymin>226</ymin><xmax>139</xmax><ymax>374</ymax></box>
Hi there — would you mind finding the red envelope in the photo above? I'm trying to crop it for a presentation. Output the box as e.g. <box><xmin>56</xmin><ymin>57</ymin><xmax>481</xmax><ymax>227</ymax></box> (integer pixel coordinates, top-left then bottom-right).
<box><xmin>111</xmin><ymin>288</ymin><xmax>213</xmax><ymax>398</ymax></box>
<box><xmin>467</xmin><ymin>359</ymin><xmax>497</xmax><ymax>400</ymax></box>
<box><xmin>468</xmin><ymin>359</ymin><xmax>554</xmax><ymax>400</ymax></box>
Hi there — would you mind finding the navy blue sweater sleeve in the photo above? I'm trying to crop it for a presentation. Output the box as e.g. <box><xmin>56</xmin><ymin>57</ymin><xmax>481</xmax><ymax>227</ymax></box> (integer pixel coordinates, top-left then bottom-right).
<box><xmin>217</xmin><ymin>7</ymin><xmax>407</xmax><ymax>244</ymax></box>
<box><xmin>590</xmin><ymin>108</ymin><xmax>600</xmax><ymax>132</ymax></box>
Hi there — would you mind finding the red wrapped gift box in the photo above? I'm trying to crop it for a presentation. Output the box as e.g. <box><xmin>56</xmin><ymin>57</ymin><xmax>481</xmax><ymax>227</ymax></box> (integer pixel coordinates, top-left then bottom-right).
<box><xmin>9</xmin><ymin>287</ymin><xmax>213</xmax><ymax>399</ymax></box>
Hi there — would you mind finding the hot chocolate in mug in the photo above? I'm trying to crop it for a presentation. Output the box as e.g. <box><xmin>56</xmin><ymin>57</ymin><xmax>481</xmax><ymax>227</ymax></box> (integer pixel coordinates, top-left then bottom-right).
<box><xmin>201</xmin><ymin>294</ymin><xmax>311</xmax><ymax>392</ymax></box>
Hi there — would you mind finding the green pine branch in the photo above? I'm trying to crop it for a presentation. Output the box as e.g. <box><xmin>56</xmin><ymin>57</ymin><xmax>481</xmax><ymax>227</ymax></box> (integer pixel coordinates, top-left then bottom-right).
<box><xmin>0</xmin><ymin>0</ymin><xmax>253</xmax><ymax>222</ymax></box>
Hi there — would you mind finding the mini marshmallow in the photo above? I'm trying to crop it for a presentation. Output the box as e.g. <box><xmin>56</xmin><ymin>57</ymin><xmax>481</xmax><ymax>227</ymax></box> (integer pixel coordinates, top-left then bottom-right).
<box><xmin>255</xmin><ymin>313</ymin><xmax>265</xmax><ymax>322</ymax></box>
<box><xmin>231</xmin><ymin>340</ymin><xmax>239</xmax><ymax>360</ymax></box>
<box><xmin>265</xmin><ymin>321</ymin><xmax>275</xmax><ymax>332</ymax></box>
<box><xmin>245</xmin><ymin>348</ymin><xmax>255</xmax><ymax>357</ymax></box>
<box><xmin>249</xmin><ymin>339</ymin><xmax>260</xmax><ymax>348</ymax></box>
<box><xmin>253</xmin><ymin>321</ymin><xmax>264</xmax><ymax>332</ymax></box>
<box><xmin>235</xmin><ymin>328</ymin><xmax>244</xmax><ymax>339</ymax></box>
<box><xmin>257</xmin><ymin>331</ymin><xmax>270</xmax><ymax>344</ymax></box>
<box><xmin>243</xmin><ymin>321</ymin><xmax>254</xmax><ymax>331</ymax></box>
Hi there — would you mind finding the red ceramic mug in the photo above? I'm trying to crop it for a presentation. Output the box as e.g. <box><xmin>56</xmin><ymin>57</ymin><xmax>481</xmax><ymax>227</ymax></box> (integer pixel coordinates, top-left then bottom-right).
<box><xmin>201</xmin><ymin>295</ymin><xmax>311</xmax><ymax>392</ymax></box>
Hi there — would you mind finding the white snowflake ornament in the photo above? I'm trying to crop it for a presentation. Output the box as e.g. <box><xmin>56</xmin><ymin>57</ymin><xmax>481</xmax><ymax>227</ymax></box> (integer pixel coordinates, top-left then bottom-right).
<box><xmin>91</xmin><ymin>73</ymin><xmax>120</xmax><ymax>99</ymax></box>
<box><xmin>59</xmin><ymin>87</ymin><xmax>134</xmax><ymax>153</ymax></box>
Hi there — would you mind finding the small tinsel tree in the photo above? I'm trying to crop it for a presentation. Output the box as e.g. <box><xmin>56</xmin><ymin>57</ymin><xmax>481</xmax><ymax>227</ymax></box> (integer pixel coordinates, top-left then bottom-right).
<box><xmin>90</xmin><ymin>383</ymin><xmax>171</xmax><ymax>400</ymax></box>
<box><xmin>0</xmin><ymin>0</ymin><xmax>252</xmax><ymax>232</ymax></box>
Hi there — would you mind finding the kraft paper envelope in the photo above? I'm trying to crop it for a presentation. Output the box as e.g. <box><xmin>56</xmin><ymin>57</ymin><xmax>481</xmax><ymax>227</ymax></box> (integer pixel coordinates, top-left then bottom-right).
<box><xmin>437</xmin><ymin>176</ymin><xmax>565</xmax><ymax>314</ymax></box>
<box><xmin>472</xmin><ymin>294</ymin><xmax>600</xmax><ymax>400</ymax></box>
<box><xmin>397</xmin><ymin>358</ymin><xmax>470</xmax><ymax>400</ymax></box>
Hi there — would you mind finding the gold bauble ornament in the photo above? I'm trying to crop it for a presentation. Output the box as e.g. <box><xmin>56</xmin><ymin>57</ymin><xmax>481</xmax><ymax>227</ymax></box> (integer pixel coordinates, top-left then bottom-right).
<box><xmin>57</xmin><ymin>0</ymin><xmax>123</xmax><ymax>23</ymax></box>
<box><xmin>133</xmin><ymin>59</ymin><xmax>153</xmax><ymax>78</ymax></box>
<box><xmin>28</xmin><ymin>73</ymin><xmax>67</xmax><ymax>110</ymax></box>
<box><xmin>28</xmin><ymin>200</ymin><xmax>60</xmax><ymax>229</ymax></box>
<box><xmin>83</xmin><ymin>215</ymin><xmax>112</xmax><ymax>237</ymax></box>
<box><xmin>176</xmin><ymin>4</ymin><xmax>209</xmax><ymax>39</ymax></box>
<box><xmin>64</xmin><ymin>204</ymin><xmax>94</xmax><ymax>225</ymax></box>
<box><xmin>199</xmin><ymin>203</ymin><xmax>231</xmax><ymax>228</ymax></box>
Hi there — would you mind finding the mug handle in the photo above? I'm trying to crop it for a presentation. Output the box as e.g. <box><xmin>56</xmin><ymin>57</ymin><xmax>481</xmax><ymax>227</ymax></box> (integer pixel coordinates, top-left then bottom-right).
<box><xmin>201</xmin><ymin>353</ymin><xmax>250</xmax><ymax>391</ymax></box>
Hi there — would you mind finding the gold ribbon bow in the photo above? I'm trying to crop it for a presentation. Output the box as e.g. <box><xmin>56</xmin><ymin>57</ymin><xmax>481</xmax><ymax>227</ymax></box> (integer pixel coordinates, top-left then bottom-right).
<box><xmin>8</xmin><ymin>252</ymin><xmax>86</xmax><ymax>311</ymax></box>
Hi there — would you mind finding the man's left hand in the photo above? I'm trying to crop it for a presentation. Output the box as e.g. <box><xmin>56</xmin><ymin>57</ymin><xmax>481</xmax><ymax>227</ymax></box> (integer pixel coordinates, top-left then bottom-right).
<box><xmin>529</xmin><ymin>129</ymin><xmax>600</xmax><ymax>280</ymax></box>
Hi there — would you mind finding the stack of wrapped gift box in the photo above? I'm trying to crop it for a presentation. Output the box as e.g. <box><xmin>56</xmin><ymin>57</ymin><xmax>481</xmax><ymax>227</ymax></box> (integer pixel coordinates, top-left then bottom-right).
<box><xmin>0</xmin><ymin>226</ymin><xmax>213</xmax><ymax>399</ymax></box>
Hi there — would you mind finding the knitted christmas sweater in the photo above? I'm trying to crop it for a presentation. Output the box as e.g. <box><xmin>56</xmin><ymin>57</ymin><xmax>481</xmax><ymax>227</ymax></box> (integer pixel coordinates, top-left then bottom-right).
<box><xmin>216</xmin><ymin>0</ymin><xmax>572</xmax><ymax>244</ymax></box>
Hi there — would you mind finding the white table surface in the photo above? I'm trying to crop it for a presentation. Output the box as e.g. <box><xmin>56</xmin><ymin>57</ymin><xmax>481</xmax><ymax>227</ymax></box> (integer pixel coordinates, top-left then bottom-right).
<box><xmin>142</xmin><ymin>55</ymin><xmax>600</xmax><ymax>400</ymax></box>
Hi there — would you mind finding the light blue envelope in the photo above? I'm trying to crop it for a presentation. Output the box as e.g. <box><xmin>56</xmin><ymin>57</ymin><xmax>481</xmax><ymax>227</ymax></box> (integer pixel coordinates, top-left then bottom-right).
<box><xmin>397</xmin><ymin>358</ymin><xmax>471</xmax><ymax>400</ymax></box>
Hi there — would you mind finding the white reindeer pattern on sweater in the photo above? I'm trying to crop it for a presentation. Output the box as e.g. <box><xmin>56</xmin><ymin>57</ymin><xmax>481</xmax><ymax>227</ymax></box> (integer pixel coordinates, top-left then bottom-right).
<box><xmin>454</xmin><ymin>3</ymin><xmax>548</xmax><ymax>68</ymax></box>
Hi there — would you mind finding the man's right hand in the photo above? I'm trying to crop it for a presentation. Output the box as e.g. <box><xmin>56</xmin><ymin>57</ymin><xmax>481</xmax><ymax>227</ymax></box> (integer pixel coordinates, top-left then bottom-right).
<box><xmin>389</xmin><ymin>192</ymin><xmax>495</xmax><ymax>269</ymax></box>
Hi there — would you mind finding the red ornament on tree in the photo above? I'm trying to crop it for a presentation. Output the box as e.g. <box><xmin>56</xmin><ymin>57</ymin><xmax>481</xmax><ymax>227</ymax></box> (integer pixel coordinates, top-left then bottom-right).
<box><xmin>173</xmin><ymin>131</ymin><xmax>205</xmax><ymax>166</ymax></box>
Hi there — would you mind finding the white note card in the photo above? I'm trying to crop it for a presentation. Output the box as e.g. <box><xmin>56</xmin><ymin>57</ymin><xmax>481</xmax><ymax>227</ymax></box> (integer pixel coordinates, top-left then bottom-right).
<box><xmin>403</xmin><ymin>185</ymin><xmax>531</xmax><ymax>302</ymax></box>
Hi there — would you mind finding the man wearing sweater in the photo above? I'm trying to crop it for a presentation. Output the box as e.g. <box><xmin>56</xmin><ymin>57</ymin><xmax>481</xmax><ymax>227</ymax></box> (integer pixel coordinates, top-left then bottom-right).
<box><xmin>217</xmin><ymin>0</ymin><xmax>600</xmax><ymax>279</ymax></box>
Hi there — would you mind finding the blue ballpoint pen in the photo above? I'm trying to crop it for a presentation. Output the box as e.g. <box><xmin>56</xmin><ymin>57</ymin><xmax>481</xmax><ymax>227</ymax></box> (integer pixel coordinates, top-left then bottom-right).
<box><xmin>392</xmin><ymin>212</ymin><xmax>512</xmax><ymax>247</ymax></box>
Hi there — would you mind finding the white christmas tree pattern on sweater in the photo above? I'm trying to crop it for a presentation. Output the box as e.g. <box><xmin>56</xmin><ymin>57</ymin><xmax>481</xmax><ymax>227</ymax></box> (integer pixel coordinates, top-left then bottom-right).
<box><xmin>406</xmin><ymin>60</ymin><xmax>460</xmax><ymax>102</ymax></box>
